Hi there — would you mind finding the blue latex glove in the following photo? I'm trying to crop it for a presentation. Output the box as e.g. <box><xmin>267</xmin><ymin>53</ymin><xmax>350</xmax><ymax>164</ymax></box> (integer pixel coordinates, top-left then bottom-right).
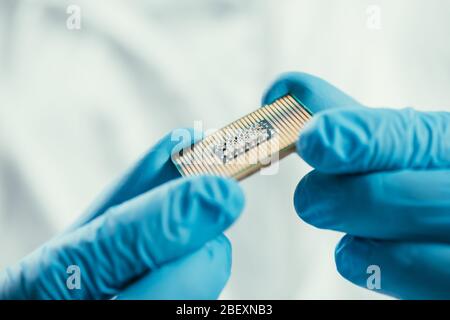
<box><xmin>263</xmin><ymin>72</ymin><xmax>450</xmax><ymax>299</ymax></box>
<box><xmin>0</xmin><ymin>130</ymin><xmax>245</xmax><ymax>299</ymax></box>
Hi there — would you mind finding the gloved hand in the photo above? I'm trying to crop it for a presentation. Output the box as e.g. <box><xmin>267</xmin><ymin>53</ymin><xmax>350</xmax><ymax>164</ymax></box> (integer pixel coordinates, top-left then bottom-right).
<box><xmin>263</xmin><ymin>72</ymin><xmax>450</xmax><ymax>299</ymax></box>
<box><xmin>0</xmin><ymin>130</ymin><xmax>245</xmax><ymax>299</ymax></box>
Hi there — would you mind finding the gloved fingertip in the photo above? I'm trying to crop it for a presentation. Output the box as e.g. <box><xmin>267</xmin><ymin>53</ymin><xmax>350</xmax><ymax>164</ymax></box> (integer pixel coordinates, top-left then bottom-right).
<box><xmin>295</xmin><ymin>115</ymin><xmax>330</xmax><ymax>170</ymax></box>
<box><xmin>335</xmin><ymin>236</ymin><xmax>372</xmax><ymax>285</ymax></box>
<box><xmin>296</xmin><ymin>108</ymin><xmax>373</xmax><ymax>173</ymax></box>
<box><xmin>335</xmin><ymin>235</ymin><xmax>354</xmax><ymax>257</ymax></box>
<box><xmin>293</xmin><ymin>172</ymin><xmax>331</xmax><ymax>228</ymax></box>
<box><xmin>293</xmin><ymin>176</ymin><xmax>311</xmax><ymax>221</ymax></box>
<box><xmin>335</xmin><ymin>235</ymin><xmax>356</xmax><ymax>280</ymax></box>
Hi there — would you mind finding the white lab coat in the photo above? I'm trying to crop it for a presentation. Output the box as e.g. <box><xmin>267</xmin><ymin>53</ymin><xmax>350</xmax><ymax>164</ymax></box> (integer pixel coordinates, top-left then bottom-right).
<box><xmin>0</xmin><ymin>0</ymin><xmax>449</xmax><ymax>299</ymax></box>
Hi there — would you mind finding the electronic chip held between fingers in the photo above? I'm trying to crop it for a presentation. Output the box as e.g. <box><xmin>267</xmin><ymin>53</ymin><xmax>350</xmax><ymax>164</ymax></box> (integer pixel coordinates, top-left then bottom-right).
<box><xmin>172</xmin><ymin>94</ymin><xmax>313</xmax><ymax>181</ymax></box>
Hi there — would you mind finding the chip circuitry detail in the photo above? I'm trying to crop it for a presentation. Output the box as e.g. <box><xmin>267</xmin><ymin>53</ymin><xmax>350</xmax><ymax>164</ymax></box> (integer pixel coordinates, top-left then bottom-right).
<box><xmin>172</xmin><ymin>94</ymin><xmax>313</xmax><ymax>181</ymax></box>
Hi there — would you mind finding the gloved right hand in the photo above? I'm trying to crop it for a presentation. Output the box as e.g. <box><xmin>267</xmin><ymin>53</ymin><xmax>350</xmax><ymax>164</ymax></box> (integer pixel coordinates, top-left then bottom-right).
<box><xmin>0</xmin><ymin>130</ymin><xmax>245</xmax><ymax>299</ymax></box>
<box><xmin>263</xmin><ymin>72</ymin><xmax>450</xmax><ymax>299</ymax></box>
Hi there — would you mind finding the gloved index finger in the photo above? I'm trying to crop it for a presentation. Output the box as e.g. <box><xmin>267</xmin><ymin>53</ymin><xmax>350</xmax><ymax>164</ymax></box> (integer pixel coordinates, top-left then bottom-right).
<box><xmin>297</xmin><ymin>107</ymin><xmax>450</xmax><ymax>174</ymax></box>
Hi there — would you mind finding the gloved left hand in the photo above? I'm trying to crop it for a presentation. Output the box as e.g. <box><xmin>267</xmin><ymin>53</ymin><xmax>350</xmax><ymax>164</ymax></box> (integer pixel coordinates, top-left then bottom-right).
<box><xmin>0</xmin><ymin>129</ymin><xmax>245</xmax><ymax>299</ymax></box>
<box><xmin>263</xmin><ymin>72</ymin><xmax>450</xmax><ymax>299</ymax></box>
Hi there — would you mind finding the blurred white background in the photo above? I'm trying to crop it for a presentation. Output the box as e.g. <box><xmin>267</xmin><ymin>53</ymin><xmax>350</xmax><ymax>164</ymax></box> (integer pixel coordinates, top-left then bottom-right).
<box><xmin>0</xmin><ymin>0</ymin><xmax>449</xmax><ymax>299</ymax></box>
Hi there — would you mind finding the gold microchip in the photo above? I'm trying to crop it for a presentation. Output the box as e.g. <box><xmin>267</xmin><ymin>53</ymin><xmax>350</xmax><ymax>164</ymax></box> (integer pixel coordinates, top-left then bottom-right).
<box><xmin>172</xmin><ymin>94</ymin><xmax>313</xmax><ymax>181</ymax></box>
